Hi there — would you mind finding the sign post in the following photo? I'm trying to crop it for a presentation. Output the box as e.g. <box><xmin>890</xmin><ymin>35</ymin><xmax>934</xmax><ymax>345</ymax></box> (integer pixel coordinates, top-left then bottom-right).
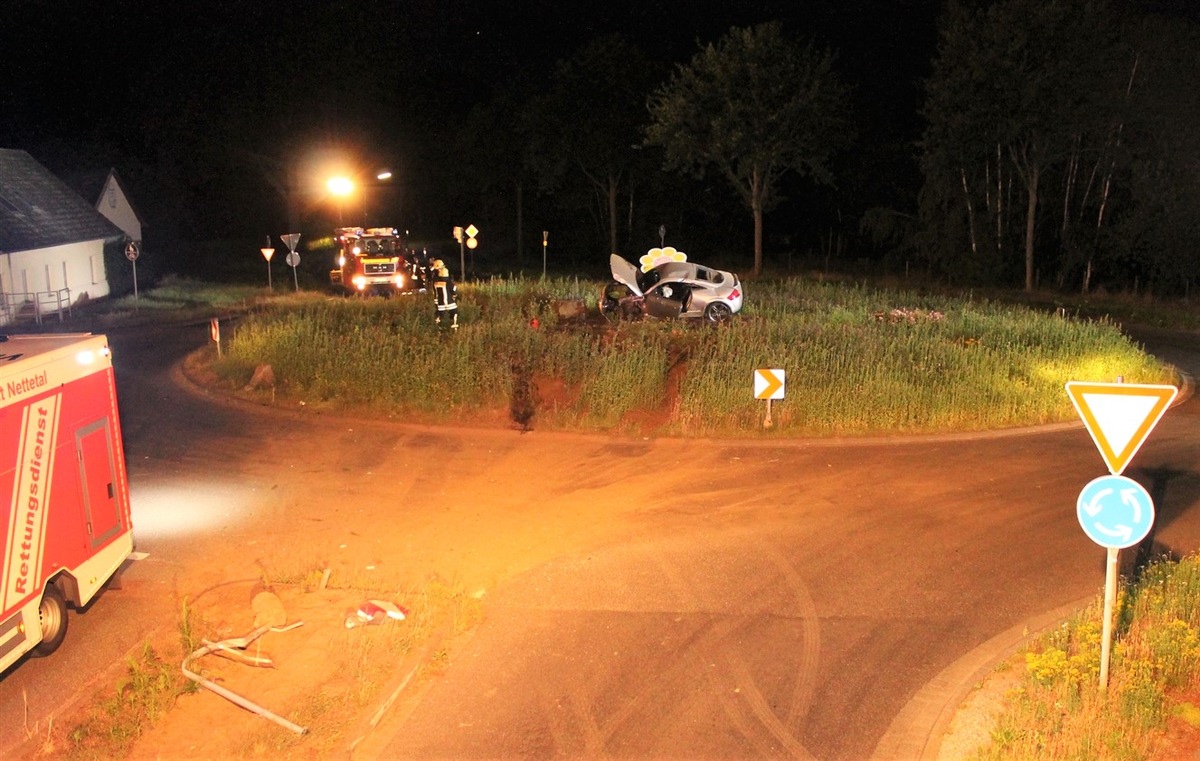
<box><xmin>261</xmin><ymin>246</ymin><xmax>275</xmax><ymax>291</ymax></box>
<box><xmin>125</xmin><ymin>241</ymin><xmax>140</xmax><ymax>309</ymax></box>
<box><xmin>1066</xmin><ymin>380</ymin><xmax>1177</xmax><ymax>689</ymax></box>
<box><xmin>281</xmin><ymin>233</ymin><xmax>301</xmax><ymax>292</ymax></box>
<box><xmin>754</xmin><ymin>368</ymin><xmax>785</xmax><ymax>428</ymax></box>
<box><xmin>210</xmin><ymin>317</ymin><xmax>221</xmax><ymax>358</ymax></box>
<box><xmin>463</xmin><ymin>224</ymin><xmax>478</xmax><ymax>280</ymax></box>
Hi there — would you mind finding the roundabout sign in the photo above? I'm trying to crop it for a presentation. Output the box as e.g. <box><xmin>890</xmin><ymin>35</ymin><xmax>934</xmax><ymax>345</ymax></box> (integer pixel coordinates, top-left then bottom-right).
<box><xmin>1076</xmin><ymin>474</ymin><xmax>1154</xmax><ymax>549</ymax></box>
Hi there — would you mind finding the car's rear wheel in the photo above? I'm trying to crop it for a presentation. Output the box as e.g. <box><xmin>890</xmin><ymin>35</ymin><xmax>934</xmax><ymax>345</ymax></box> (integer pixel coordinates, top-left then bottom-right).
<box><xmin>704</xmin><ymin>302</ymin><xmax>733</xmax><ymax>324</ymax></box>
<box><xmin>32</xmin><ymin>585</ymin><xmax>68</xmax><ymax>657</ymax></box>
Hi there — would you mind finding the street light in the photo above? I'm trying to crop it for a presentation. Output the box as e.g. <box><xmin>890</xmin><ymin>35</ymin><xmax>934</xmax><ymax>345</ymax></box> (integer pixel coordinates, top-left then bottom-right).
<box><xmin>363</xmin><ymin>170</ymin><xmax>394</xmax><ymax>225</ymax></box>
<box><xmin>326</xmin><ymin>176</ymin><xmax>354</xmax><ymax>225</ymax></box>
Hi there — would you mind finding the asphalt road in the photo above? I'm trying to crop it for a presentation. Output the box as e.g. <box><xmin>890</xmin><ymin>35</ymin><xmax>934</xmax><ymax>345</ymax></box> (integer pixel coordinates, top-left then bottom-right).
<box><xmin>0</xmin><ymin>319</ymin><xmax>1195</xmax><ymax>760</ymax></box>
<box><xmin>373</xmin><ymin>326</ymin><xmax>1199</xmax><ymax>760</ymax></box>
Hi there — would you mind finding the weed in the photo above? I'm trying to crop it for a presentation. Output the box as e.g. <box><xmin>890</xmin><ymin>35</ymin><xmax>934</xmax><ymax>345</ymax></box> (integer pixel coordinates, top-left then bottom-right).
<box><xmin>978</xmin><ymin>554</ymin><xmax>1200</xmax><ymax>759</ymax></box>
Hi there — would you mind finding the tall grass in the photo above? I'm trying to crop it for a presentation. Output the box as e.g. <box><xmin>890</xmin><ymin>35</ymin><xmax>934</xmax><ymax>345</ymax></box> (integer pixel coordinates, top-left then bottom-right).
<box><xmin>216</xmin><ymin>276</ymin><xmax>1175</xmax><ymax>436</ymax></box>
<box><xmin>976</xmin><ymin>555</ymin><xmax>1200</xmax><ymax>759</ymax></box>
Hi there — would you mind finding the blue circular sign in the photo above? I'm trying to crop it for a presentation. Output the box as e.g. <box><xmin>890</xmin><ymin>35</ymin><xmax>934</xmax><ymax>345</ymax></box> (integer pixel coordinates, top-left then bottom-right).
<box><xmin>1076</xmin><ymin>475</ymin><xmax>1154</xmax><ymax>549</ymax></box>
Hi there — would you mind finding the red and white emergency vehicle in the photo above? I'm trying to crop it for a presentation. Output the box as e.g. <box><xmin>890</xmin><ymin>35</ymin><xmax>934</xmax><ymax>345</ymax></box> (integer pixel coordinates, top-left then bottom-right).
<box><xmin>0</xmin><ymin>333</ymin><xmax>133</xmax><ymax>673</ymax></box>
<box><xmin>329</xmin><ymin>226</ymin><xmax>410</xmax><ymax>296</ymax></box>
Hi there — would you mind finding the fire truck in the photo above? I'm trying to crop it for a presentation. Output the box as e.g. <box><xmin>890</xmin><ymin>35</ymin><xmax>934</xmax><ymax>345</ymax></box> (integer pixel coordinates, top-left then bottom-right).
<box><xmin>0</xmin><ymin>333</ymin><xmax>134</xmax><ymax>674</ymax></box>
<box><xmin>329</xmin><ymin>227</ymin><xmax>410</xmax><ymax>296</ymax></box>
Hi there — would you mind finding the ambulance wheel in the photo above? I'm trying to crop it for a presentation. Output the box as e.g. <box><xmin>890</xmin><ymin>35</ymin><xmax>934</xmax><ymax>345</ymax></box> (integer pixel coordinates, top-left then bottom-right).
<box><xmin>32</xmin><ymin>585</ymin><xmax>68</xmax><ymax>657</ymax></box>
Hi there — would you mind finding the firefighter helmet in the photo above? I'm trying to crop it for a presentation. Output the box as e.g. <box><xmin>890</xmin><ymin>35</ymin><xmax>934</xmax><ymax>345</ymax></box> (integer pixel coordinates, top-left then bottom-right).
<box><xmin>431</xmin><ymin>259</ymin><xmax>444</xmax><ymax>270</ymax></box>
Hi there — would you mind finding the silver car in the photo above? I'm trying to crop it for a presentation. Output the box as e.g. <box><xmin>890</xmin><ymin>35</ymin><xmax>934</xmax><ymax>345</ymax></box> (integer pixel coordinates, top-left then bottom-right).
<box><xmin>599</xmin><ymin>254</ymin><xmax>744</xmax><ymax>324</ymax></box>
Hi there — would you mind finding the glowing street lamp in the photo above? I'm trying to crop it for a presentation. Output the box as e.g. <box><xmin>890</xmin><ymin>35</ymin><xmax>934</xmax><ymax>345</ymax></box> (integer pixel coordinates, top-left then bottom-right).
<box><xmin>326</xmin><ymin>176</ymin><xmax>354</xmax><ymax>224</ymax></box>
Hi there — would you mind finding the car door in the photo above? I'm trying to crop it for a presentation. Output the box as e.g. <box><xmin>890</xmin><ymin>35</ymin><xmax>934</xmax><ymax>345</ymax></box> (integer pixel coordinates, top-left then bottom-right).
<box><xmin>643</xmin><ymin>282</ymin><xmax>686</xmax><ymax>319</ymax></box>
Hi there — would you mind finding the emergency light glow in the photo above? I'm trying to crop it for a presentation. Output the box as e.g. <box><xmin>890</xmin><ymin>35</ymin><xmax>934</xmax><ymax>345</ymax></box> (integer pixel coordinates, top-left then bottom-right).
<box><xmin>130</xmin><ymin>480</ymin><xmax>256</xmax><ymax>541</ymax></box>
<box><xmin>75</xmin><ymin>350</ymin><xmax>97</xmax><ymax>365</ymax></box>
<box><xmin>338</xmin><ymin>255</ymin><xmax>346</xmax><ymax>267</ymax></box>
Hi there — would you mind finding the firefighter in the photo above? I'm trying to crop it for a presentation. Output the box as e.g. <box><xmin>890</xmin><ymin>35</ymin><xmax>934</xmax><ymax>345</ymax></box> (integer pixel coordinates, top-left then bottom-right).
<box><xmin>431</xmin><ymin>259</ymin><xmax>458</xmax><ymax>330</ymax></box>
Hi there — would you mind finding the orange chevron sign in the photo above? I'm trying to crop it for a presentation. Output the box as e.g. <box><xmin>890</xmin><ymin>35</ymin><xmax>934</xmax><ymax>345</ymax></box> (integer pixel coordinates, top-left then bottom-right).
<box><xmin>1065</xmin><ymin>381</ymin><xmax>1177</xmax><ymax>475</ymax></box>
<box><xmin>754</xmin><ymin>368</ymin><xmax>785</xmax><ymax>400</ymax></box>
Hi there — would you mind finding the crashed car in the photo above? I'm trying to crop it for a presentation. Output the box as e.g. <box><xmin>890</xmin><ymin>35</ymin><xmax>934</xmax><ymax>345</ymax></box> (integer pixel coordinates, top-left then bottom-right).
<box><xmin>599</xmin><ymin>253</ymin><xmax>743</xmax><ymax>324</ymax></box>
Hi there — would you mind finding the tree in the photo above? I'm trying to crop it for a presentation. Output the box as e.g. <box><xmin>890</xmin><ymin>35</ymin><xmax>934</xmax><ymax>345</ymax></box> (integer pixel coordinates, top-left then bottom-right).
<box><xmin>646</xmin><ymin>22</ymin><xmax>851</xmax><ymax>277</ymax></box>
<box><xmin>526</xmin><ymin>35</ymin><xmax>665</xmax><ymax>257</ymax></box>
<box><xmin>920</xmin><ymin>0</ymin><xmax>1121</xmax><ymax>291</ymax></box>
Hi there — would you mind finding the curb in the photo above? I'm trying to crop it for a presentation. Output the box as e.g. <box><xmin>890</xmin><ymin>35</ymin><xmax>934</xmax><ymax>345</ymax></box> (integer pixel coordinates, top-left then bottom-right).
<box><xmin>871</xmin><ymin>596</ymin><xmax>1095</xmax><ymax>760</ymax></box>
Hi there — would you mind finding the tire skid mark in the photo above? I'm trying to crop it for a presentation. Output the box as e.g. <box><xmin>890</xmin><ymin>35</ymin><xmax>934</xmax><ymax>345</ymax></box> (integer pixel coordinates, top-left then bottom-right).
<box><xmin>717</xmin><ymin>647</ymin><xmax>817</xmax><ymax>760</ymax></box>
<box><xmin>757</xmin><ymin>538</ymin><xmax>823</xmax><ymax>726</ymax></box>
<box><xmin>654</xmin><ymin>548</ymin><xmax>817</xmax><ymax>759</ymax></box>
<box><xmin>535</xmin><ymin>673</ymin><xmax>607</xmax><ymax>757</ymax></box>
<box><xmin>700</xmin><ymin>648</ymin><xmax>793</xmax><ymax>760</ymax></box>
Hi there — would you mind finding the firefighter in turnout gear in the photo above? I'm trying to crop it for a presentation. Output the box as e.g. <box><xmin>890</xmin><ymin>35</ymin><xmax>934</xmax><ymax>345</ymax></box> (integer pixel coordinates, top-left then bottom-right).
<box><xmin>432</xmin><ymin>260</ymin><xmax>458</xmax><ymax>330</ymax></box>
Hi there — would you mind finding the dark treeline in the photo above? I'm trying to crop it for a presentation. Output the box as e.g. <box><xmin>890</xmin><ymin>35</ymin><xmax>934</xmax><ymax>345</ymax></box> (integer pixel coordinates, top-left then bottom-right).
<box><xmin>3</xmin><ymin>0</ymin><xmax>1196</xmax><ymax>295</ymax></box>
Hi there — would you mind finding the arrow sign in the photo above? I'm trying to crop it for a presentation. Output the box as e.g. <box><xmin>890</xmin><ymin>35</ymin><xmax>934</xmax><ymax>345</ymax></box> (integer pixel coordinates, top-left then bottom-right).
<box><xmin>1065</xmin><ymin>381</ymin><xmax>1177</xmax><ymax>475</ymax></box>
<box><xmin>1076</xmin><ymin>474</ymin><xmax>1154</xmax><ymax>549</ymax></box>
<box><xmin>754</xmin><ymin>369</ymin><xmax>785</xmax><ymax>400</ymax></box>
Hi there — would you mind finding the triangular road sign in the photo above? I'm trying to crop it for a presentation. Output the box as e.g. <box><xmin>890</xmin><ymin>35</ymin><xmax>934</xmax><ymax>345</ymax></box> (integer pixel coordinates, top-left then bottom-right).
<box><xmin>1065</xmin><ymin>381</ymin><xmax>1177</xmax><ymax>475</ymax></box>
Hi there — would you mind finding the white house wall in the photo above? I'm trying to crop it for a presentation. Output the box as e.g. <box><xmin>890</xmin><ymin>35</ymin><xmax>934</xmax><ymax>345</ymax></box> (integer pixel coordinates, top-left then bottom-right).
<box><xmin>2</xmin><ymin>240</ymin><xmax>110</xmax><ymax>303</ymax></box>
<box><xmin>98</xmin><ymin>176</ymin><xmax>141</xmax><ymax>242</ymax></box>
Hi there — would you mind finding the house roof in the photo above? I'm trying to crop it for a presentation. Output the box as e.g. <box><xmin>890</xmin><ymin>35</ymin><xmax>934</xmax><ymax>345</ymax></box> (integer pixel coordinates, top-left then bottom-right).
<box><xmin>0</xmin><ymin>149</ymin><xmax>125</xmax><ymax>253</ymax></box>
<box><xmin>68</xmin><ymin>166</ymin><xmax>146</xmax><ymax>226</ymax></box>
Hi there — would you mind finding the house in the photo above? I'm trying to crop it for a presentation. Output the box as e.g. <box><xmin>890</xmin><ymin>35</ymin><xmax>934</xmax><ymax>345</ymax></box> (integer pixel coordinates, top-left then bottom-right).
<box><xmin>74</xmin><ymin>167</ymin><xmax>144</xmax><ymax>245</ymax></box>
<box><xmin>0</xmin><ymin>149</ymin><xmax>125</xmax><ymax>325</ymax></box>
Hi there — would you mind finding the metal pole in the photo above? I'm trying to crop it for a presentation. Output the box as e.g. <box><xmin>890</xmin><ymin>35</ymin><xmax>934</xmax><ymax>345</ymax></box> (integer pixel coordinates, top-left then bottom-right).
<box><xmin>1099</xmin><ymin>546</ymin><xmax>1119</xmax><ymax>690</ymax></box>
<box><xmin>459</xmin><ymin>240</ymin><xmax>465</xmax><ymax>282</ymax></box>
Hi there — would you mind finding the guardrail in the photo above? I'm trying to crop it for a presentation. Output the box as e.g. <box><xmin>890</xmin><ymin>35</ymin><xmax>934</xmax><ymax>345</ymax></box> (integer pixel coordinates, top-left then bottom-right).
<box><xmin>0</xmin><ymin>289</ymin><xmax>73</xmax><ymax>326</ymax></box>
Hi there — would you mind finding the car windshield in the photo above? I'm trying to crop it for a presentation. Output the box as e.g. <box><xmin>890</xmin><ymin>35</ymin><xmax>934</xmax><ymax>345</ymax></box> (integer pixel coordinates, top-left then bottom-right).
<box><xmin>363</xmin><ymin>238</ymin><xmax>397</xmax><ymax>255</ymax></box>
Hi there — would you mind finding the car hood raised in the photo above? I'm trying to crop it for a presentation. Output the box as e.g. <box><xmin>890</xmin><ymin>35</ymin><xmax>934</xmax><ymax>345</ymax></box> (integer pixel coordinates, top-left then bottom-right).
<box><xmin>609</xmin><ymin>254</ymin><xmax>643</xmax><ymax>297</ymax></box>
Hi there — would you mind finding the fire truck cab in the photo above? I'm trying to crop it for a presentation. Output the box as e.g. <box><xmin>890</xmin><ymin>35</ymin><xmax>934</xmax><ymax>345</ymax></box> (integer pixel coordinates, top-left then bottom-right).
<box><xmin>329</xmin><ymin>227</ymin><xmax>409</xmax><ymax>296</ymax></box>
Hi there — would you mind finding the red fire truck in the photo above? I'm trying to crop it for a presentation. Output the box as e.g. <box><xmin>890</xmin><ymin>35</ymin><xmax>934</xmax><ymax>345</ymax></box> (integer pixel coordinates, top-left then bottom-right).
<box><xmin>329</xmin><ymin>226</ymin><xmax>410</xmax><ymax>296</ymax></box>
<box><xmin>0</xmin><ymin>333</ymin><xmax>134</xmax><ymax>674</ymax></box>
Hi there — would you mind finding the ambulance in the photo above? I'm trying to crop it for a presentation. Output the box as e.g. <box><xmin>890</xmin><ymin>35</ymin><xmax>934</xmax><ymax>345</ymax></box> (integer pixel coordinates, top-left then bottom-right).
<box><xmin>0</xmin><ymin>333</ymin><xmax>133</xmax><ymax>673</ymax></box>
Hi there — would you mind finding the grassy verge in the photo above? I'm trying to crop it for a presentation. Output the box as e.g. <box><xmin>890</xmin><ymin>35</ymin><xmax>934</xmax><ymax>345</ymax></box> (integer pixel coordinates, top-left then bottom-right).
<box><xmin>972</xmin><ymin>554</ymin><xmax>1200</xmax><ymax>759</ymax></box>
<box><xmin>208</xmin><ymin>276</ymin><xmax>1178</xmax><ymax>436</ymax></box>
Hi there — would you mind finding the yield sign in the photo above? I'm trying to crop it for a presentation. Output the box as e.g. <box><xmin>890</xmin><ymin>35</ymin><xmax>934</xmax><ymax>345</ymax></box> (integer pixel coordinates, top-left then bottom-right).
<box><xmin>1065</xmin><ymin>381</ymin><xmax>1177</xmax><ymax>475</ymax></box>
<box><xmin>754</xmin><ymin>368</ymin><xmax>785</xmax><ymax>400</ymax></box>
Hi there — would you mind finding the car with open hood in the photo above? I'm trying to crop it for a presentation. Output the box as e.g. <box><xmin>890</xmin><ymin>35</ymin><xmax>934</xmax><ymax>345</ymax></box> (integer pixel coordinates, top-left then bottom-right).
<box><xmin>599</xmin><ymin>253</ymin><xmax>743</xmax><ymax>324</ymax></box>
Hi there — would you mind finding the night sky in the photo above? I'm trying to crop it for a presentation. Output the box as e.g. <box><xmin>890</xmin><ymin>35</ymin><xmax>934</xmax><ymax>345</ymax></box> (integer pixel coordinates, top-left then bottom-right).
<box><xmin>2</xmin><ymin>0</ymin><xmax>941</xmax><ymax>265</ymax></box>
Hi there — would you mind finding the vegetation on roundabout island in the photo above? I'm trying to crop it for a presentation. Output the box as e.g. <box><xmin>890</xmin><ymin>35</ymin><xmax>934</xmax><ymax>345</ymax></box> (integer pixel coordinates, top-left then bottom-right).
<box><xmin>207</xmin><ymin>275</ymin><xmax>1175</xmax><ymax>437</ymax></box>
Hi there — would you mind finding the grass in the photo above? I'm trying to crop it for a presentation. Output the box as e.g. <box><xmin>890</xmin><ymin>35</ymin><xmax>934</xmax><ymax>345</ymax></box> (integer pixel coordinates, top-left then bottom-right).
<box><xmin>972</xmin><ymin>554</ymin><xmax>1200</xmax><ymax>760</ymax></box>
<box><xmin>59</xmin><ymin>600</ymin><xmax>201</xmax><ymax>760</ymax></box>
<box><xmin>207</xmin><ymin>275</ymin><xmax>1178</xmax><ymax>437</ymax></box>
